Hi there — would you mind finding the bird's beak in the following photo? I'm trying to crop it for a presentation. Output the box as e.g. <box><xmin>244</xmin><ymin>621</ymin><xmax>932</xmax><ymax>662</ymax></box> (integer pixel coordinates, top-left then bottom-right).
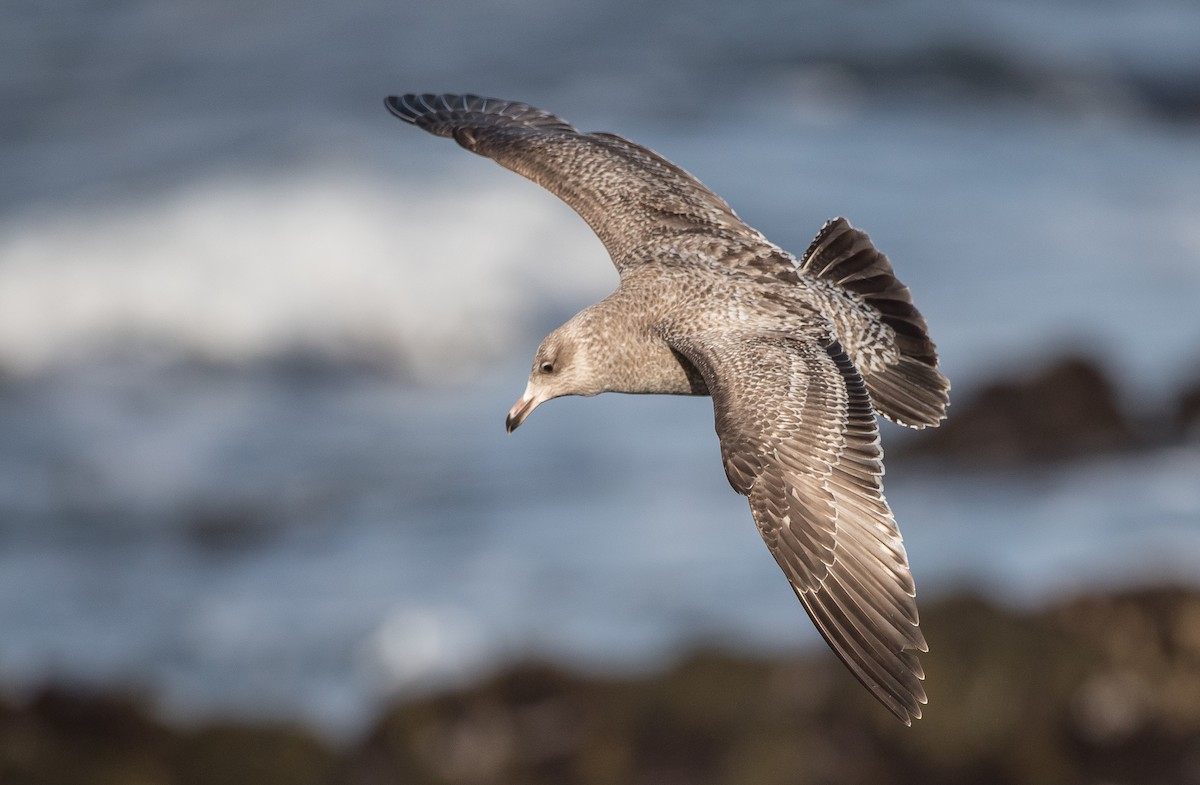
<box><xmin>505</xmin><ymin>387</ymin><xmax>541</xmax><ymax>433</ymax></box>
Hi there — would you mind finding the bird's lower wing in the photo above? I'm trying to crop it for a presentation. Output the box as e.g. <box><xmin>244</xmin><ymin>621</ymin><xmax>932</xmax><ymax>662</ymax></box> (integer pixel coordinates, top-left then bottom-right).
<box><xmin>669</xmin><ymin>327</ymin><xmax>928</xmax><ymax>724</ymax></box>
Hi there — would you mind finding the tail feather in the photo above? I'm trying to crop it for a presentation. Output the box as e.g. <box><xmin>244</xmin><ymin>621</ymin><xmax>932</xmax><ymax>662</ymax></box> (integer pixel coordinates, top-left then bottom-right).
<box><xmin>865</xmin><ymin>356</ymin><xmax>950</xmax><ymax>429</ymax></box>
<box><xmin>800</xmin><ymin>218</ymin><xmax>949</xmax><ymax>428</ymax></box>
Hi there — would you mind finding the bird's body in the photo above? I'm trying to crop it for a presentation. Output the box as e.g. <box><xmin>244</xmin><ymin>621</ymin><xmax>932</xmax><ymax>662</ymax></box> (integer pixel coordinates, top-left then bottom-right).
<box><xmin>385</xmin><ymin>94</ymin><xmax>950</xmax><ymax>724</ymax></box>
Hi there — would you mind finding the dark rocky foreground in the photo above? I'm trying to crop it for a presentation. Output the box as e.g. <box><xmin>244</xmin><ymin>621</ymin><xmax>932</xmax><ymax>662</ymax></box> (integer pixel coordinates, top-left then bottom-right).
<box><xmin>5</xmin><ymin>586</ymin><xmax>1200</xmax><ymax>785</ymax></box>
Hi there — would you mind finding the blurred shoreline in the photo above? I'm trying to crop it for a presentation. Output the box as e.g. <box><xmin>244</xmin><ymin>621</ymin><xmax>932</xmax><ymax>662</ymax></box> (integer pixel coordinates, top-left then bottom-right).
<box><xmin>5</xmin><ymin>582</ymin><xmax>1200</xmax><ymax>785</ymax></box>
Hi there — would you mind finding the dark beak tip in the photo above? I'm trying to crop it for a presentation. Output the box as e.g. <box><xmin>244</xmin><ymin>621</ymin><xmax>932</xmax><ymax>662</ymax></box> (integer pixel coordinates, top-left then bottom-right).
<box><xmin>506</xmin><ymin>396</ymin><xmax>535</xmax><ymax>433</ymax></box>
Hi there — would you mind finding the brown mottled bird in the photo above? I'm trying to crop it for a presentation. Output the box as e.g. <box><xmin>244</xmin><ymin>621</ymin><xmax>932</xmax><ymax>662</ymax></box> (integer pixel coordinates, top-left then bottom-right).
<box><xmin>385</xmin><ymin>93</ymin><xmax>950</xmax><ymax>724</ymax></box>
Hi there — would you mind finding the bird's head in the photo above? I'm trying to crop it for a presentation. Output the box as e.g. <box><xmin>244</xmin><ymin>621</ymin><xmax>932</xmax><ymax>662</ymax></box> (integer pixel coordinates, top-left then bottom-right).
<box><xmin>505</xmin><ymin>320</ymin><xmax>599</xmax><ymax>433</ymax></box>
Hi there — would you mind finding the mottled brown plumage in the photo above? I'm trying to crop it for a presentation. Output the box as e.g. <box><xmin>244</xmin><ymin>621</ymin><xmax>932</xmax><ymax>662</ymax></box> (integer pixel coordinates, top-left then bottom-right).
<box><xmin>385</xmin><ymin>93</ymin><xmax>950</xmax><ymax>724</ymax></box>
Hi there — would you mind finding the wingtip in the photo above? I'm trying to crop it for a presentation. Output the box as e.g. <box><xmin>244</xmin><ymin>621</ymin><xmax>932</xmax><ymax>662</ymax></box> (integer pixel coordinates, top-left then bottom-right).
<box><xmin>893</xmin><ymin>692</ymin><xmax>925</xmax><ymax>726</ymax></box>
<box><xmin>383</xmin><ymin>94</ymin><xmax>416</xmax><ymax>123</ymax></box>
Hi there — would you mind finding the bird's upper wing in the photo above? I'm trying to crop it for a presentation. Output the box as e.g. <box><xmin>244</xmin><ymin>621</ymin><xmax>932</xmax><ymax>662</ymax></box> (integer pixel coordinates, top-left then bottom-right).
<box><xmin>385</xmin><ymin>93</ymin><xmax>771</xmax><ymax>273</ymax></box>
<box><xmin>668</xmin><ymin>326</ymin><xmax>928</xmax><ymax>724</ymax></box>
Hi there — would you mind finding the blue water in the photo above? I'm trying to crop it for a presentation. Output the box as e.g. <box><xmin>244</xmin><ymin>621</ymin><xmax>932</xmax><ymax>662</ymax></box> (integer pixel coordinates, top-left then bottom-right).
<box><xmin>2</xmin><ymin>0</ymin><xmax>1199</xmax><ymax>737</ymax></box>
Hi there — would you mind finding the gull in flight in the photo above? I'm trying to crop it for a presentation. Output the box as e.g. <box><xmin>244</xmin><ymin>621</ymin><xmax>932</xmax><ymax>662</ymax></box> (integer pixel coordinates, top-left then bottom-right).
<box><xmin>385</xmin><ymin>93</ymin><xmax>950</xmax><ymax>724</ymax></box>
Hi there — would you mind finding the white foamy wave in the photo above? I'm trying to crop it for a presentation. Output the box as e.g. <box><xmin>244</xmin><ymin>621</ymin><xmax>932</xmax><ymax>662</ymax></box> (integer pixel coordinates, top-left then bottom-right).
<box><xmin>0</xmin><ymin>169</ymin><xmax>614</xmax><ymax>383</ymax></box>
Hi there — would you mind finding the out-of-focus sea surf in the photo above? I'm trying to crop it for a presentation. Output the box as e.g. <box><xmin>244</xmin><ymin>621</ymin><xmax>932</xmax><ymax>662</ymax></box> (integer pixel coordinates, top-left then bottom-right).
<box><xmin>3</xmin><ymin>0</ymin><xmax>1199</xmax><ymax>736</ymax></box>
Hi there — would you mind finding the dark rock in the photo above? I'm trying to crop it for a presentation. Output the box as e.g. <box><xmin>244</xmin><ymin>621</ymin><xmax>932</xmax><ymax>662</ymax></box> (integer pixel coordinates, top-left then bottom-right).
<box><xmin>1178</xmin><ymin>380</ymin><xmax>1200</xmax><ymax>436</ymax></box>
<box><xmin>900</xmin><ymin>355</ymin><xmax>1139</xmax><ymax>466</ymax></box>
<box><xmin>173</xmin><ymin>723</ymin><xmax>336</xmax><ymax>785</ymax></box>
<box><xmin>0</xmin><ymin>686</ymin><xmax>334</xmax><ymax>785</ymax></box>
<box><xmin>343</xmin><ymin>586</ymin><xmax>1200</xmax><ymax>785</ymax></box>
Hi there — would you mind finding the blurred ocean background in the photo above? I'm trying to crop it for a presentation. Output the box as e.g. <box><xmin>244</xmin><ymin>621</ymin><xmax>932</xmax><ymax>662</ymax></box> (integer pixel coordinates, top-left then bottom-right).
<box><xmin>3</xmin><ymin>0</ymin><xmax>1200</xmax><ymax>739</ymax></box>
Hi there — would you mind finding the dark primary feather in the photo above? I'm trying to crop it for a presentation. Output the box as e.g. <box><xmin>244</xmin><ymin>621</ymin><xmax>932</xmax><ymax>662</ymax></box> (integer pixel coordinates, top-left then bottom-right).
<box><xmin>385</xmin><ymin>94</ymin><xmax>578</xmax><ymax>137</ymax></box>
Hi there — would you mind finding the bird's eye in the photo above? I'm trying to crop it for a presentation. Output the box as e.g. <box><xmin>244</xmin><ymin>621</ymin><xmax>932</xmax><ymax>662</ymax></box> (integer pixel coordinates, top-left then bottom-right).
<box><xmin>540</xmin><ymin>361</ymin><xmax>555</xmax><ymax>374</ymax></box>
